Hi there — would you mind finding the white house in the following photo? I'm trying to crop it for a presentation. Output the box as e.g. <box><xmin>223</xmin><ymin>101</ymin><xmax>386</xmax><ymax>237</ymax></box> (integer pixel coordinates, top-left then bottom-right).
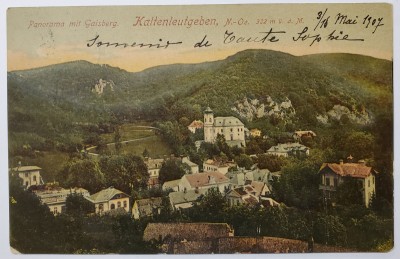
<box><xmin>12</xmin><ymin>165</ymin><xmax>44</xmax><ymax>188</ymax></box>
<box><xmin>318</xmin><ymin>160</ymin><xmax>378</xmax><ymax>207</ymax></box>
<box><xmin>34</xmin><ymin>186</ymin><xmax>90</xmax><ymax>215</ymax></box>
<box><xmin>203</xmin><ymin>159</ymin><xmax>236</xmax><ymax>175</ymax></box>
<box><xmin>203</xmin><ymin>107</ymin><xmax>246</xmax><ymax>147</ymax></box>
<box><xmin>86</xmin><ymin>187</ymin><xmax>130</xmax><ymax>214</ymax></box>
<box><xmin>178</xmin><ymin>171</ymin><xmax>230</xmax><ymax>194</ymax></box>
<box><xmin>267</xmin><ymin>143</ymin><xmax>310</xmax><ymax>157</ymax></box>
<box><xmin>144</xmin><ymin>158</ymin><xmax>164</xmax><ymax>188</ymax></box>
<box><xmin>182</xmin><ymin>157</ymin><xmax>199</xmax><ymax>174</ymax></box>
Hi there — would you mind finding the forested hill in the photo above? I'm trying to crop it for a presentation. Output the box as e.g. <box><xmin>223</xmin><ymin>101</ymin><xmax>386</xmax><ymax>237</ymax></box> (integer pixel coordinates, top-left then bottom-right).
<box><xmin>8</xmin><ymin>49</ymin><xmax>392</xmax><ymax>154</ymax></box>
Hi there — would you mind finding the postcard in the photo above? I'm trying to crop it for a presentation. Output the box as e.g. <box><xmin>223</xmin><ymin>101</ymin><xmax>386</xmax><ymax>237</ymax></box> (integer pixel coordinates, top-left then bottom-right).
<box><xmin>6</xmin><ymin>2</ymin><xmax>394</xmax><ymax>255</ymax></box>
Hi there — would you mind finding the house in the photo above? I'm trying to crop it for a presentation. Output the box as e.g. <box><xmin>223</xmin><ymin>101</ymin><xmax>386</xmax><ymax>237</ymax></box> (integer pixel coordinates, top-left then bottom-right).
<box><xmin>143</xmin><ymin>222</ymin><xmax>234</xmax><ymax>242</ymax></box>
<box><xmin>34</xmin><ymin>186</ymin><xmax>90</xmax><ymax>215</ymax></box>
<box><xmin>226</xmin><ymin>181</ymin><xmax>271</xmax><ymax>207</ymax></box>
<box><xmin>182</xmin><ymin>157</ymin><xmax>199</xmax><ymax>174</ymax></box>
<box><xmin>12</xmin><ymin>165</ymin><xmax>44</xmax><ymax>188</ymax></box>
<box><xmin>203</xmin><ymin>107</ymin><xmax>246</xmax><ymax>147</ymax></box>
<box><xmin>249</xmin><ymin>128</ymin><xmax>262</xmax><ymax>138</ymax></box>
<box><xmin>162</xmin><ymin>179</ymin><xmax>181</xmax><ymax>192</ymax></box>
<box><xmin>86</xmin><ymin>187</ymin><xmax>130</xmax><ymax>214</ymax></box>
<box><xmin>227</xmin><ymin>168</ymin><xmax>271</xmax><ymax>189</ymax></box>
<box><xmin>132</xmin><ymin>197</ymin><xmax>163</xmax><ymax>219</ymax></box>
<box><xmin>144</xmin><ymin>158</ymin><xmax>164</xmax><ymax>188</ymax></box>
<box><xmin>178</xmin><ymin>171</ymin><xmax>230</xmax><ymax>194</ymax></box>
<box><xmin>188</xmin><ymin>120</ymin><xmax>204</xmax><ymax>133</ymax></box>
<box><xmin>168</xmin><ymin>188</ymin><xmax>208</xmax><ymax>210</ymax></box>
<box><xmin>293</xmin><ymin>130</ymin><xmax>316</xmax><ymax>142</ymax></box>
<box><xmin>267</xmin><ymin>143</ymin><xmax>309</xmax><ymax>158</ymax></box>
<box><xmin>203</xmin><ymin>159</ymin><xmax>236</xmax><ymax>175</ymax></box>
<box><xmin>318</xmin><ymin>160</ymin><xmax>378</xmax><ymax>207</ymax></box>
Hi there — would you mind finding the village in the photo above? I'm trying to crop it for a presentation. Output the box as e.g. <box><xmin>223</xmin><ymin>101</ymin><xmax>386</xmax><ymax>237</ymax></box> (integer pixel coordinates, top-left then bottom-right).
<box><xmin>10</xmin><ymin>107</ymin><xmax>379</xmax><ymax>253</ymax></box>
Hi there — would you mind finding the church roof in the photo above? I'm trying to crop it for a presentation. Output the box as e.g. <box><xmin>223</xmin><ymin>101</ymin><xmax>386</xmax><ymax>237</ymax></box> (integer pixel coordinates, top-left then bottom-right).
<box><xmin>214</xmin><ymin>116</ymin><xmax>244</xmax><ymax>127</ymax></box>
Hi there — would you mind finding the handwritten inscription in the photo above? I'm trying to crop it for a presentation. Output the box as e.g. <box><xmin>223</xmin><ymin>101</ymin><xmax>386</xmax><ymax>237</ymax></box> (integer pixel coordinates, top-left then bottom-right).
<box><xmin>86</xmin><ymin>35</ymin><xmax>182</xmax><ymax>49</ymax></box>
<box><xmin>25</xmin><ymin>8</ymin><xmax>385</xmax><ymax>50</ymax></box>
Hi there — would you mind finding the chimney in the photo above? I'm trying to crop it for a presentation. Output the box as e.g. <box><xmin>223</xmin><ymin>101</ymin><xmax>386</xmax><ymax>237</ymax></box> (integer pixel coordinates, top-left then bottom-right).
<box><xmin>358</xmin><ymin>159</ymin><xmax>366</xmax><ymax>166</ymax></box>
<box><xmin>339</xmin><ymin>159</ymin><xmax>344</xmax><ymax>165</ymax></box>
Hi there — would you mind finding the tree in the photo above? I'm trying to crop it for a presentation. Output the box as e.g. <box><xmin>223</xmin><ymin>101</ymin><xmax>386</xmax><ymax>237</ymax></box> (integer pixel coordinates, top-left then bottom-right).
<box><xmin>158</xmin><ymin>159</ymin><xmax>186</xmax><ymax>185</ymax></box>
<box><xmin>65</xmin><ymin>193</ymin><xmax>95</xmax><ymax>216</ymax></box>
<box><xmin>57</xmin><ymin>158</ymin><xmax>105</xmax><ymax>193</ymax></box>
<box><xmin>257</xmin><ymin>154</ymin><xmax>286</xmax><ymax>172</ymax></box>
<box><xmin>9</xmin><ymin>174</ymin><xmax>59</xmax><ymax>253</ymax></box>
<box><xmin>235</xmin><ymin>154</ymin><xmax>254</xmax><ymax>170</ymax></box>
<box><xmin>188</xmin><ymin>188</ymin><xmax>227</xmax><ymax>222</ymax></box>
<box><xmin>335</xmin><ymin>177</ymin><xmax>363</xmax><ymax>206</ymax></box>
<box><xmin>142</xmin><ymin>148</ymin><xmax>150</xmax><ymax>158</ymax></box>
<box><xmin>114</xmin><ymin>127</ymin><xmax>122</xmax><ymax>154</ymax></box>
<box><xmin>99</xmin><ymin>154</ymin><xmax>149</xmax><ymax>195</ymax></box>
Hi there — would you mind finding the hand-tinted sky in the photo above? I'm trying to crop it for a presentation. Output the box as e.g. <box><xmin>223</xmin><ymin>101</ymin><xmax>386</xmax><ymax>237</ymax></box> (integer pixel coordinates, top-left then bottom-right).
<box><xmin>7</xmin><ymin>4</ymin><xmax>392</xmax><ymax>72</ymax></box>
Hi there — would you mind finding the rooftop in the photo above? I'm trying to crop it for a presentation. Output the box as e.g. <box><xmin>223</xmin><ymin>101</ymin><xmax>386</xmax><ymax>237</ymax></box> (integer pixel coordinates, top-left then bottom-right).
<box><xmin>88</xmin><ymin>187</ymin><xmax>129</xmax><ymax>203</ymax></box>
<box><xmin>214</xmin><ymin>116</ymin><xmax>244</xmax><ymax>127</ymax></box>
<box><xmin>320</xmin><ymin>162</ymin><xmax>376</xmax><ymax>178</ymax></box>
<box><xmin>143</xmin><ymin>222</ymin><xmax>233</xmax><ymax>242</ymax></box>
<box><xmin>12</xmin><ymin>166</ymin><xmax>41</xmax><ymax>172</ymax></box>
<box><xmin>184</xmin><ymin>172</ymin><xmax>229</xmax><ymax>188</ymax></box>
<box><xmin>188</xmin><ymin>120</ymin><xmax>204</xmax><ymax>128</ymax></box>
<box><xmin>169</xmin><ymin>188</ymin><xmax>208</xmax><ymax>205</ymax></box>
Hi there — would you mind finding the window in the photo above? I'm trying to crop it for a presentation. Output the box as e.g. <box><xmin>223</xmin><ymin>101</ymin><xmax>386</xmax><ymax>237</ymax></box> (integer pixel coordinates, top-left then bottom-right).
<box><xmin>123</xmin><ymin>201</ymin><xmax>127</xmax><ymax>208</ymax></box>
<box><xmin>25</xmin><ymin>172</ymin><xmax>29</xmax><ymax>177</ymax></box>
<box><xmin>230</xmin><ymin>128</ymin><xmax>233</xmax><ymax>132</ymax></box>
<box><xmin>209</xmin><ymin>118</ymin><xmax>212</xmax><ymax>123</ymax></box>
<box><xmin>334</xmin><ymin>178</ymin><xmax>338</xmax><ymax>187</ymax></box>
<box><xmin>326</xmin><ymin>177</ymin><xmax>330</xmax><ymax>186</ymax></box>
<box><xmin>117</xmin><ymin>201</ymin><xmax>121</xmax><ymax>208</ymax></box>
<box><xmin>53</xmin><ymin>207</ymin><xmax>58</xmax><ymax>215</ymax></box>
<box><xmin>99</xmin><ymin>204</ymin><xmax>104</xmax><ymax>212</ymax></box>
<box><xmin>111</xmin><ymin>204</ymin><xmax>115</xmax><ymax>210</ymax></box>
<box><xmin>368</xmin><ymin>180</ymin><xmax>370</xmax><ymax>188</ymax></box>
<box><xmin>321</xmin><ymin>175</ymin><xmax>325</xmax><ymax>185</ymax></box>
<box><xmin>33</xmin><ymin>175</ymin><xmax>37</xmax><ymax>182</ymax></box>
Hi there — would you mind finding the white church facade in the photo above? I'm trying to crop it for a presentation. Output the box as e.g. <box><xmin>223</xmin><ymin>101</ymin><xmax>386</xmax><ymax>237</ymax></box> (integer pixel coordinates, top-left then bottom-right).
<box><xmin>203</xmin><ymin>107</ymin><xmax>246</xmax><ymax>147</ymax></box>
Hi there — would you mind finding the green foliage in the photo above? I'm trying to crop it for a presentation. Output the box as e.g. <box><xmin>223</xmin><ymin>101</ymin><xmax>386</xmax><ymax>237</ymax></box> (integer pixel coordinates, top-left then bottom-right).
<box><xmin>99</xmin><ymin>154</ymin><xmax>149</xmax><ymax>196</ymax></box>
<box><xmin>235</xmin><ymin>154</ymin><xmax>254</xmax><ymax>170</ymax></box>
<box><xmin>66</xmin><ymin>193</ymin><xmax>95</xmax><ymax>216</ymax></box>
<box><xmin>187</xmin><ymin>188</ymin><xmax>227</xmax><ymax>222</ymax></box>
<box><xmin>335</xmin><ymin>177</ymin><xmax>363</xmax><ymax>206</ymax></box>
<box><xmin>272</xmin><ymin>157</ymin><xmax>321</xmax><ymax>209</ymax></box>
<box><xmin>256</xmin><ymin>154</ymin><xmax>287</xmax><ymax>172</ymax></box>
<box><xmin>57</xmin><ymin>158</ymin><xmax>105</xmax><ymax>193</ymax></box>
<box><xmin>158</xmin><ymin>159</ymin><xmax>186</xmax><ymax>185</ymax></box>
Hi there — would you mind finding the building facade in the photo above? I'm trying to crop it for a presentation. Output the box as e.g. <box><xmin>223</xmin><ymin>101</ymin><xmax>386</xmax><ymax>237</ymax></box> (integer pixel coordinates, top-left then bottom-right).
<box><xmin>318</xmin><ymin>160</ymin><xmax>377</xmax><ymax>207</ymax></box>
<box><xmin>12</xmin><ymin>166</ymin><xmax>44</xmax><ymax>188</ymax></box>
<box><xmin>86</xmin><ymin>187</ymin><xmax>130</xmax><ymax>214</ymax></box>
<box><xmin>203</xmin><ymin>107</ymin><xmax>246</xmax><ymax>147</ymax></box>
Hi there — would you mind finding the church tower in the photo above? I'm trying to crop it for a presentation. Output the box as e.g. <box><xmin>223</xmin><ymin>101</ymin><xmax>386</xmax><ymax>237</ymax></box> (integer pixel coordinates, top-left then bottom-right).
<box><xmin>204</xmin><ymin>107</ymin><xmax>214</xmax><ymax>143</ymax></box>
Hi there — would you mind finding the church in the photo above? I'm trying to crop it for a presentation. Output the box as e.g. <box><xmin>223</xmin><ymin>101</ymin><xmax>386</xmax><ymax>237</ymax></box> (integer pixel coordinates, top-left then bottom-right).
<box><xmin>203</xmin><ymin>107</ymin><xmax>246</xmax><ymax>147</ymax></box>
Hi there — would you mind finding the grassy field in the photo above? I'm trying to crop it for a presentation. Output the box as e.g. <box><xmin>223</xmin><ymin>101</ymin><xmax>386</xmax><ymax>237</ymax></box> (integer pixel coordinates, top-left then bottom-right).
<box><xmin>19</xmin><ymin>151</ymin><xmax>70</xmax><ymax>183</ymax></box>
<box><xmin>94</xmin><ymin>123</ymin><xmax>172</xmax><ymax>158</ymax></box>
<box><xmin>100</xmin><ymin>124</ymin><xmax>156</xmax><ymax>143</ymax></box>
<box><xmin>118</xmin><ymin>135</ymin><xmax>172</xmax><ymax>158</ymax></box>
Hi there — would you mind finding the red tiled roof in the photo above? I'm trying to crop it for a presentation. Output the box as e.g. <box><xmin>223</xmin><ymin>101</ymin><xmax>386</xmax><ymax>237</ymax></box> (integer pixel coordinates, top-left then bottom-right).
<box><xmin>184</xmin><ymin>172</ymin><xmax>229</xmax><ymax>188</ymax></box>
<box><xmin>320</xmin><ymin>163</ymin><xmax>376</xmax><ymax>178</ymax></box>
<box><xmin>188</xmin><ymin>120</ymin><xmax>204</xmax><ymax>128</ymax></box>
<box><xmin>244</xmin><ymin>196</ymin><xmax>258</xmax><ymax>205</ymax></box>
